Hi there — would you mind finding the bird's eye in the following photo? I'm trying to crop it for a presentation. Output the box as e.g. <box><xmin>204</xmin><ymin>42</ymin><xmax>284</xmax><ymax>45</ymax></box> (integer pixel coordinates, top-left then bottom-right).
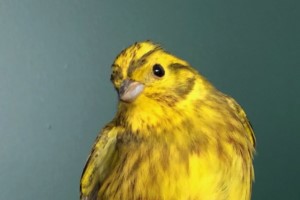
<box><xmin>152</xmin><ymin>64</ymin><xmax>165</xmax><ymax>77</ymax></box>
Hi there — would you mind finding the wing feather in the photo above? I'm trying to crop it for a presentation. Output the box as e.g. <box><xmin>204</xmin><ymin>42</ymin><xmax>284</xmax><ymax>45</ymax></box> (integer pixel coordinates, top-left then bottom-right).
<box><xmin>226</xmin><ymin>96</ymin><xmax>256</xmax><ymax>148</ymax></box>
<box><xmin>80</xmin><ymin>123</ymin><xmax>119</xmax><ymax>200</ymax></box>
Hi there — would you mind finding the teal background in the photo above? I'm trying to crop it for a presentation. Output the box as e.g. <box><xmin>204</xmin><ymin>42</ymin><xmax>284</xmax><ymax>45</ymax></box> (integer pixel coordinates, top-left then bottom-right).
<box><xmin>0</xmin><ymin>0</ymin><xmax>299</xmax><ymax>199</ymax></box>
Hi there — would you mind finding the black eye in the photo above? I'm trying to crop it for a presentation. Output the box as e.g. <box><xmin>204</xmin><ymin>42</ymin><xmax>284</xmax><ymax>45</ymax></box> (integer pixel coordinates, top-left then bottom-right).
<box><xmin>152</xmin><ymin>64</ymin><xmax>165</xmax><ymax>77</ymax></box>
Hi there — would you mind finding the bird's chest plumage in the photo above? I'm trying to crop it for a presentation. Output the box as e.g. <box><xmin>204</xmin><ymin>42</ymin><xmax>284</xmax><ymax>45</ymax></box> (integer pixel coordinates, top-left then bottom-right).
<box><xmin>97</xmin><ymin>136</ymin><xmax>189</xmax><ymax>199</ymax></box>
<box><xmin>97</xmin><ymin>134</ymin><xmax>225</xmax><ymax>200</ymax></box>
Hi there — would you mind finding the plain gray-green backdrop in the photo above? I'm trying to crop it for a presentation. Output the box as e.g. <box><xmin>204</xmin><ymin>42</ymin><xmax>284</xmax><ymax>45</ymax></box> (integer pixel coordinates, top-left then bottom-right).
<box><xmin>0</xmin><ymin>0</ymin><xmax>299</xmax><ymax>199</ymax></box>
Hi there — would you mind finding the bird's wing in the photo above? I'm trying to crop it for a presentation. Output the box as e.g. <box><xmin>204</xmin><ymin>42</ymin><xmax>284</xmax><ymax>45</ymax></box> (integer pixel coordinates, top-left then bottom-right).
<box><xmin>226</xmin><ymin>96</ymin><xmax>256</xmax><ymax>148</ymax></box>
<box><xmin>80</xmin><ymin>123</ymin><xmax>119</xmax><ymax>200</ymax></box>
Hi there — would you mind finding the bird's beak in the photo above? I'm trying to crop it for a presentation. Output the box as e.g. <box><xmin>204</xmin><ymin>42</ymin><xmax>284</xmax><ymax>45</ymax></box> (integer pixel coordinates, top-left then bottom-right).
<box><xmin>119</xmin><ymin>79</ymin><xmax>144</xmax><ymax>102</ymax></box>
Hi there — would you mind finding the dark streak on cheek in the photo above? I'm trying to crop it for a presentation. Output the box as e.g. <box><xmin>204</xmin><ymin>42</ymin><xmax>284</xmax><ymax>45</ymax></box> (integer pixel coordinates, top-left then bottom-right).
<box><xmin>174</xmin><ymin>77</ymin><xmax>196</xmax><ymax>98</ymax></box>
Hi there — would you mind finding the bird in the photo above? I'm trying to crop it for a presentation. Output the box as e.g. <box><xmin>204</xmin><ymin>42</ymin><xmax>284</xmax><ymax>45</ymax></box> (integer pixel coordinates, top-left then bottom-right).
<box><xmin>80</xmin><ymin>41</ymin><xmax>256</xmax><ymax>200</ymax></box>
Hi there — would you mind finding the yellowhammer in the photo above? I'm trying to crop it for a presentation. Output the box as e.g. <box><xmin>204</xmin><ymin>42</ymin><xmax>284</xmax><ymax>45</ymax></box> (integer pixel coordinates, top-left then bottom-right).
<box><xmin>80</xmin><ymin>41</ymin><xmax>256</xmax><ymax>200</ymax></box>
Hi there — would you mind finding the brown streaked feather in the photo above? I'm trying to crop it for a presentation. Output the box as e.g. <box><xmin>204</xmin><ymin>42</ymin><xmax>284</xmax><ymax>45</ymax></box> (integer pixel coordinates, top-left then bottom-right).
<box><xmin>80</xmin><ymin>124</ymin><xmax>119</xmax><ymax>200</ymax></box>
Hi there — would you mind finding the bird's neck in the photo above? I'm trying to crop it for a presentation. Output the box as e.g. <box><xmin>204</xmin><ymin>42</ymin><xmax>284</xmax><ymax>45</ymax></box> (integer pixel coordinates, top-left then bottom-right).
<box><xmin>115</xmin><ymin>97</ymin><xmax>188</xmax><ymax>137</ymax></box>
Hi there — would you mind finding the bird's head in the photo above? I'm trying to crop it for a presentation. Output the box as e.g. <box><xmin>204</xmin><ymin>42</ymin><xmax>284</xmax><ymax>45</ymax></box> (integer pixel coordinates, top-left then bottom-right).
<box><xmin>111</xmin><ymin>41</ymin><xmax>206</xmax><ymax>106</ymax></box>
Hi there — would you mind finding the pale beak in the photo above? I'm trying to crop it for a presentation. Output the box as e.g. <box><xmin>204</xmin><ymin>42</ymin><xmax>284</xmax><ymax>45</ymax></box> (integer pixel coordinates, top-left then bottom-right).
<box><xmin>119</xmin><ymin>79</ymin><xmax>144</xmax><ymax>102</ymax></box>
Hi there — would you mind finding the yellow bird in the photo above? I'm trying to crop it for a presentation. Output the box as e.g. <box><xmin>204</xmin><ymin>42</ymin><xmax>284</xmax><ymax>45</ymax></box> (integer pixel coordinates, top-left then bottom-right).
<box><xmin>80</xmin><ymin>41</ymin><xmax>255</xmax><ymax>200</ymax></box>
